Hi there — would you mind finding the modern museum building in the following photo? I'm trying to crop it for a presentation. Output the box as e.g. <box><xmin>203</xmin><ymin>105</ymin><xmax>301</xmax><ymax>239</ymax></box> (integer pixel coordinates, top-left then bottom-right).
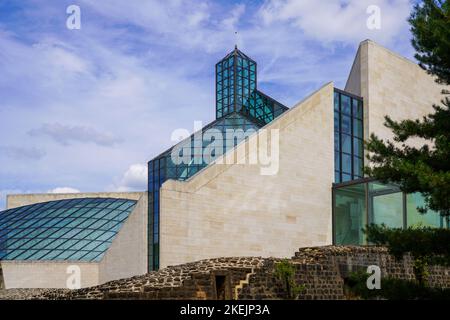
<box><xmin>0</xmin><ymin>40</ymin><xmax>448</xmax><ymax>288</ymax></box>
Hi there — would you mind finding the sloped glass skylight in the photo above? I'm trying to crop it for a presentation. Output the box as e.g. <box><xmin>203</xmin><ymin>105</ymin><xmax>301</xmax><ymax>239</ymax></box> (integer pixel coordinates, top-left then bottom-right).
<box><xmin>0</xmin><ymin>197</ymin><xmax>137</xmax><ymax>262</ymax></box>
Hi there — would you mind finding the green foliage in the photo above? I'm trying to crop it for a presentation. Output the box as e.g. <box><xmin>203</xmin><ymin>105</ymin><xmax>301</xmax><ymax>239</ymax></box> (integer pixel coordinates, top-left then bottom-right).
<box><xmin>352</xmin><ymin>1</ymin><xmax>450</xmax><ymax>299</ymax></box>
<box><xmin>365</xmin><ymin>0</ymin><xmax>450</xmax><ymax>217</ymax></box>
<box><xmin>274</xmin><ymin>259</ymin><xmax>305</xmax><ymax>299</ymax></box>
<box><xmin>364</xmin><ymin>98</ymin><xmax>450</xmax><ymax>216</ymax></box>
<box><xmin>365</xmin><ymin>224</ymin><xmax>450</xmax><ymax>265</ymax></box>
<box><xmin>346</xmin><ymin>270</ymin><xmax>450</xmax><ymax>300</ymax></box>
<box><xmin>409</xmin><ymin>0</ymin><xmax>450</xmax><ymax>85</ymax></box>
<box><xmin>364</xmin><ymin>224</ymin><xmax>450</xmax><ymax>284</ymax></box>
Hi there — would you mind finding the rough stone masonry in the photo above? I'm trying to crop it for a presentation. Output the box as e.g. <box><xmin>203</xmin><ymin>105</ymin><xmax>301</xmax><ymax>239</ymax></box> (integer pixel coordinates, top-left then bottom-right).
<box><xmin>0</xmin><ymin>246</ymin><xmax>448</xmax><ymax>300</ymax></box>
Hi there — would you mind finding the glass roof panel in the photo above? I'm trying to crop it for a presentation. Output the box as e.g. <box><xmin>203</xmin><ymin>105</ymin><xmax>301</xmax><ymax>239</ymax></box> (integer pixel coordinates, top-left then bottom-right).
<box><xmin>0</xmin><ymin>197</ymin><xmax>137</xmax><ymax>262</ymax></box>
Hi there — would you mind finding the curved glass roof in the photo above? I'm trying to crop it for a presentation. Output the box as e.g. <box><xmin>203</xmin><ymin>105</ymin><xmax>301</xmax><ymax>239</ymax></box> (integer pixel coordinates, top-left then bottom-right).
<box><xmin>0</xmin><ymin>197</ymin><xmax>137</xmax><ymax>262</ymax></box>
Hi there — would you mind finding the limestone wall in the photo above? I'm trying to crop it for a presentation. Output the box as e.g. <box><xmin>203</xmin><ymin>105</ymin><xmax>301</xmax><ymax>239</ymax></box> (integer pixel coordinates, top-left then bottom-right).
<box><xmin>1</xmin><ymin>261</ymin><xmax>99</xmax><ymax>289</ymax></box>
<box><xmin>99</xmin><ymin>194</ymin><xmax>148</xmax><ymax>284</ymax></box>
<box><xmin>345</xmin><ymin>40</ymin><xmax>448</xmax><ymax>150</ymax></box>
<box><xmin>159</xmin><ymin>83</ymin><xmax>335</xmax><ymax>268</ymax></box>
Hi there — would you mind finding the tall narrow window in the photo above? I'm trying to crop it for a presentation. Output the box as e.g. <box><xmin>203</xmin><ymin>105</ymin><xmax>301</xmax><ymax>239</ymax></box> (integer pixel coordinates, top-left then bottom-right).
<box><xmin>334</xmin><ymin>89</ymin><xmax>364</xmax><ymax>183</ymax></box>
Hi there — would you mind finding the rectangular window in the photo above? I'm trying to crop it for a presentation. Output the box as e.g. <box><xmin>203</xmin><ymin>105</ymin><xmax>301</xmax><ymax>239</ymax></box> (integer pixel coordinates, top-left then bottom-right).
<box><xmin>334</xmin><ymin>91</ymin><xmax>340</xmax><ymax>112</ymax></box>
<box><xmin>353</xmin><ymin>156</ymin><xmax>363</xmax><ymax>177</ymax></box>
<box><xmin>341</xmin><ymin>95</ymin><xmax>351</xmax><ymax>115</ymax></box>
<box><xmin>341</xmin><ymin>115</ymin><xmax>351</xmax><ymax>134</ymax></box>
<box><xmin>342</xmin><ymin>153</ymin><xmax>352</xmax><ymax>174</ymax></box>
<box><xmin>406</xmin><ymin>193</ymin><xmax>442</xmax><ymax>227</ymax></box>
<box><xmin>341</xmin><ymin>134</ymin><xmax>352</xmax><ymax>154</ymax></box>
<box><xmin>371</xmin><ymin>190</ymin><xmax>403</xmax><ymax>228</ymax></box>
<box><xmin>334</xmin><ymin>112</ymin><xmax>340</xmax><ymax>132</ymax></box>
<box><xmin>334</xmin><ymin>180</ymin><xmax>447</xmax><ymax>245</ymax></box>
<box><xmin>353</xmin><ymin>138</ymin><xmax>363</xmax><ymax>158</ymax></box>
<box><xmin>334</xmin><ymin>183</ymin><xmax>366</xmax><ymax>245</ymax></box>
<box><xmin>353</xmin><ymin>118</ymin><xmax>363</xmax><ymax>137</ymax></box>
<box><xmin>334</xmin><ymin>89</ymin><xmax>363</xmax><ymax>183</ymax></box>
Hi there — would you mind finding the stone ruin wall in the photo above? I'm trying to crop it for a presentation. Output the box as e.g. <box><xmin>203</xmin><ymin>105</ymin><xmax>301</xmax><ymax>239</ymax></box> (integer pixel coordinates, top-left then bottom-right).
<box><xmin>1</xmin><ymin>246</ymin><xmax>449</xmax><ymax>300</ymax></box>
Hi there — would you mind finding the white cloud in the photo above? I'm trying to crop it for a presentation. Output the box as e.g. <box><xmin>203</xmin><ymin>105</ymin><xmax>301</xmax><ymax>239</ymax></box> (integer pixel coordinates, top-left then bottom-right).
<box><xmin>0</xmin><ymin>146</ymin><xmax>45</xmax><ymax>160</ymax></box>
<box><xmin>80</xmin><ymin>0</ymin><xmax>212</xmax><ymax>37</ymax></box>
<box><xmin>0</xmin><ymin>24</ymin><xmax>211</xmax><ymax>197</ymax></box>
<box><xmin>0</xmin><ymin>1</ymin><xmax>416</xmax><ymax>201</ymax></box>
<box><xmin>48</xmin><ymin>187</ymin><xmax>81</xmax><ymax>194</ymax></box>
<box><xmin>222</xmin><ymin>4</ymin><xmax>246</xmax><ymax>30</ymax></box>
<box><xmin>258</xmin><ymin>0</ymin><xmax>412</xmax><ymax>45</ymax></box>
<box><xmin>114</xmin><ymin>163</ymin><xmax>147</xmax><ymax>192</ymax></box>
<box><xmin>33</xmin><ymin>42</ymin><xmax>90</xmax><ymax>74</ymax></box>
<box><xmin>28</xmin><ymin>123</ymin><xmax>122</xmax><ymax>147</ymax></box>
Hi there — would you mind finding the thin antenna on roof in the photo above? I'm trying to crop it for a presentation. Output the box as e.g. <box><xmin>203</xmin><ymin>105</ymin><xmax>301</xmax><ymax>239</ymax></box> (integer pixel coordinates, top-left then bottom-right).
<box><xmin>234</xmin><ymin>31</ymin><xmax>238</xmax><ymax>50</ymax></box>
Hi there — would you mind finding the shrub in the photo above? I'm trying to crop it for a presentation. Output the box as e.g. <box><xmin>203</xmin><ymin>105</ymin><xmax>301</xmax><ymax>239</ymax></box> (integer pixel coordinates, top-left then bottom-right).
<box><xmin>345</xmin><ymin>270</ymin><xmax>450</xmax><ymax>300</ymax></box>
<box><xmin>364</xmin><ymin>224</ymin><xmax>450</xmax><ymax>284</ymax></box>
<box><xmin>274</xmin><ymin>259</ymin><xmax>305</xmax><ymax>299</ymax></box>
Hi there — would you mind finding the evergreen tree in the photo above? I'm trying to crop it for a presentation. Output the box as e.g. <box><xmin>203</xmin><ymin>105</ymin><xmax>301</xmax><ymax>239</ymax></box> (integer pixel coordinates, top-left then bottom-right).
<box><xmin>365</xmin><ymin>0</ymin><xmax>450</xmax><ymax>217</ymax></box>
<box><xmin>410</xmin><ymin>0</ymin><xmax>450</xmax><ymax>86</ymax></box>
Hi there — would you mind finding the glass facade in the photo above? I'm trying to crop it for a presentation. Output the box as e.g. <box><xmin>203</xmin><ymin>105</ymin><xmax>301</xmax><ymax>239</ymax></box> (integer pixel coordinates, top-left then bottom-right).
<box><xmin>216</xmin><ymin>47</ymin><xmax>288</xmax><ymax>124</ymax></box>
<box><xmin>334</xmin><ymin>182</ymin><xmax>366</xmax><ymax>245</ymax></box>
<box><xmin>147</xmin><ymin>47</ymin><xmax>288</xmax><ymax>271</ymax></box>
<box><xmin>0</xmin><ymin>198</ymin><xmax>137</xmax><ymax>261</ymax></box>
<box><xmin>242</xmin><ymin>90</ymin><xmax>288</xmax><ymax>125</ymax></box>
<box><xmin>334</xmin><ymin>89</ymin><xmax>364</xmax><ymax>183</ymax></box>
<box><xmin>370</xmin><ymin>183</ymin><xmax>403</xmax><ymax>228</ymax></box>
<box><xmin>333</xmin><ymin>179</ymin><xmax>448</xmax><ymax>245</ymax></box>
<box><xmin>147</xmin><ymin>112</ymin><xmax>261</xmax><ymax>270</ymax></box>
<box><xmin>216</xmin><ymin>48</ymin><xmax>256</xmax><ymax>118</ymax></box>
<box><xmin>406</xmin><ymin>192</ymin><xmax>442</xmax><ymax>227</ymax></box>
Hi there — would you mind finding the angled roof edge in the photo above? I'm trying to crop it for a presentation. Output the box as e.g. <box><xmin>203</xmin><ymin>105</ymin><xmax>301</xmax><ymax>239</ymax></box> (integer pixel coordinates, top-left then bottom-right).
<box><xmin>0</xmin><ymin>197</ymin><xmax>138</xmax><ymax>214</ymax></box>
<box><xmin>162</xmin><ymin>82</ymin><xmax>334</xmax><ymax>190</ymax></box>
<box><xmin>219</xmin><ymin>46</ymin><xmax>257</xmax><ymax>64</ymax></box>
<box><xmin>148</xmin><ymin>111</ymin><xmax>264</xmax><ymax>162</ymax></box>
<box><xmin>254</xmin><ymin>90</ymin><xmax>289</xmax><ymax>110</ymax></box>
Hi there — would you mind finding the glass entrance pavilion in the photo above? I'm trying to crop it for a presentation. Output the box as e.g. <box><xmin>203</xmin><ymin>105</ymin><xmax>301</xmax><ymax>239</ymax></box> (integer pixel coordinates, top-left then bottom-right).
<box><xmin>332</xmin><ymin>178</ymin><xmax>449</xmax><ymax>245</ymax></box>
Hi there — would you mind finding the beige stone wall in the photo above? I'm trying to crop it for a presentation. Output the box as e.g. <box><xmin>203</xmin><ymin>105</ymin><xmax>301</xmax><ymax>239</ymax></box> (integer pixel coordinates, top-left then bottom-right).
<box><xmin>99</xmin><ymin>194</ymin><xmax>148</xmax><ymax>283</ymax></box>
<box><xmin>6</xmin><ymin>192</ymin><xmax>143</xmax><ymax>209</ymax></box>
<box><xmin>159</xmin><ymin>83</ymin><xmax>335</xmax><ymax>268</ymax></box>
<box><xmin>345</xmin><ymin>40</ymin><xmax>448</xmax><ymax>148</ymax></box>
<box><xmin>1</xmin><ymin>261</ymin><xmax>99</xmax><ymax>289</ymax></box>
<box><xmin>345</xmin><ymin>45</ymin><xmax>362</xmax><ymax>97</ymax></box>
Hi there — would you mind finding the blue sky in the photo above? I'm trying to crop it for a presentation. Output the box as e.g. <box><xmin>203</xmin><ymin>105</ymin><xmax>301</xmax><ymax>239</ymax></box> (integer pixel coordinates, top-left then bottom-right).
<box><xmin>0</xmin><ymin>0</ymin><xmax>416</xmax><ymax>209</ymax></box>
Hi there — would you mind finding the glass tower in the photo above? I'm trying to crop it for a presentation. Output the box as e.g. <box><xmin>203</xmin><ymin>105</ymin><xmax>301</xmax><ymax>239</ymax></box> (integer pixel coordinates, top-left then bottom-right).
<box><xmin>216</xmin><ymin>46</ymin><xmax>287</xmax><ymax>125</ymax></box>
<box><xmin>147</xmin><ymin>47</ymin><xmax>288</xmax><ymax>271</ymax></box>
<box><xmin>216</xmin><ymin>46</ymin><xmax>256</xmax><ymax>118</ymax></box>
